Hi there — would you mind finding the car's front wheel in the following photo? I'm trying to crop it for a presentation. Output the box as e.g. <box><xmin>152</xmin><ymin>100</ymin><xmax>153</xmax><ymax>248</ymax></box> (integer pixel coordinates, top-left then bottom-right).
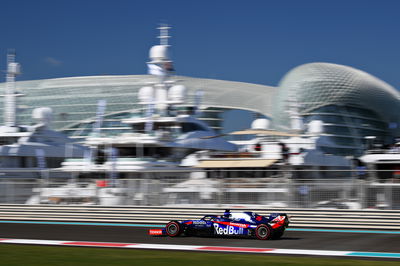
<box><xmin>165</xmin><ymin>221</ymin><xmax>182</xmax><ymax>237</ymax></box>
<box><xmin>255</xmin><ymin>224</ymin><xmax>272</xmax><ymax>240</ymax></box>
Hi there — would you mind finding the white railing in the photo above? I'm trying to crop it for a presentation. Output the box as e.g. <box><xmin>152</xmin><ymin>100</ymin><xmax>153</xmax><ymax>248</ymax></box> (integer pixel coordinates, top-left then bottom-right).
<box><xmin>0</xmin><ymin>169</ymin><xmax>400</xmax><ymax>210</ymax></box>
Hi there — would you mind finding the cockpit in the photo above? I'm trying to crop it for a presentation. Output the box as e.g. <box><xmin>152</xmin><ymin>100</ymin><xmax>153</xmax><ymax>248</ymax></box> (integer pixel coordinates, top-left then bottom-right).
<box><xmin>228</xmin><ymin>212</ymin><xmax>259</xmax><ymax>223</ymax></box>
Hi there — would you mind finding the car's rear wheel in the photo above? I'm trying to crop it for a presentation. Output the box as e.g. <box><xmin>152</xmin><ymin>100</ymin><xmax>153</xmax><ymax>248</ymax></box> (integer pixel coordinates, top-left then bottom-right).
<box><xmin>255</xmin><ymin>224</ymin><xmax>271</xmax><ymax>240</ymax></box>
<box><xmin>166</xmin><ymin>221</ymin><xmax>181</xmax><ymax>237</ymax></box>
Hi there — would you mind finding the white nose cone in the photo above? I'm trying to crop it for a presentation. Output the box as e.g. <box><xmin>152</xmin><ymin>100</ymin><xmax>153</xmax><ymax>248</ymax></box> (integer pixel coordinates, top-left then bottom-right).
<box><xmin>251</xmin><ymin>118</ymin><xmax>270</xmax><ymax>130</ymax></box>
<box><xmin>149</xmin><ymin>45</ymin><xmax>169</xmax><ymax>63</ymax></box>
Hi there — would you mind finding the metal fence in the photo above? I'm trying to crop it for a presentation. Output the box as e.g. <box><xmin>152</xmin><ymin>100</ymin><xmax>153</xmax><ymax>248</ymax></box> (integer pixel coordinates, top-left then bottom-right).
<box><xmin>1</xmin><ymin>169</ymin><xmax>400</xmax><ymax>209</ymax></box>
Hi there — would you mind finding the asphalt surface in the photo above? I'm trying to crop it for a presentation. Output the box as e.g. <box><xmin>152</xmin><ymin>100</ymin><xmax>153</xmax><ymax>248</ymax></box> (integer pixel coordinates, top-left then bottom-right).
<box><xmin>1</xmin><ymin>223</ymin><xmax>400</xmax><ymax>253</ymax></box>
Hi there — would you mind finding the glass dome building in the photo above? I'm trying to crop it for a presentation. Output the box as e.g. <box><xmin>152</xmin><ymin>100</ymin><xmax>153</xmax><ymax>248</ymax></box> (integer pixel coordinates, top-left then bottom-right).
<box><xmin>0</xmin><ymin>75</ymin><xmax>276</xmax><ymax>140</ymax></box>
<box><xmin>1</xmin><ymin>62</ymin><xmax>399</xmax><ymax>156</ymax></box>
<box><xmin>273</xmin><ymin>62</ymin><xmax>400</xmax><ymax>156</ymax></box>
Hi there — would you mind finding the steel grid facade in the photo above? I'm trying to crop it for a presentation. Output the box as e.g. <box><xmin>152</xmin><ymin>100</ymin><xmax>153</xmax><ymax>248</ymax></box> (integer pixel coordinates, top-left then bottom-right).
<box><xmin>274</xmin><ymin>63</ymin><xmax>400</xmax><ymax>133</ymax></box>
<box><xmin>0</xmin><ymin>75</ymin><xmax>276</xmax><ymax>135</ymax></box>
<box><xmin>273</xmin><ymin>63</ymin><xmax>400</xmax><ymax>155</ymax></box>
<box><xmin>0</xmin><ymin>62</ymin><xmax>399</xmax><ymax>147</ymax></box>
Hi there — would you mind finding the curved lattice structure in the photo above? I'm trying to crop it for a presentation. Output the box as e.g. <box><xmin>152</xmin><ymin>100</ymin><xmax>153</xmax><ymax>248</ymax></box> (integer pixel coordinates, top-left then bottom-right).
<box><xmin>0</xmin><ymin>75</ymin><xmax>276</xmax><ymax>138</ymax></box>
<box><xmin>1</xmin><ymin>62</ymin><xmax>399</xmax><ymax>155</ymax></box>
<box><xmin>274</xmin><ymin>62</ymin><xmax>400</xmax><ymax>155</ymax></box>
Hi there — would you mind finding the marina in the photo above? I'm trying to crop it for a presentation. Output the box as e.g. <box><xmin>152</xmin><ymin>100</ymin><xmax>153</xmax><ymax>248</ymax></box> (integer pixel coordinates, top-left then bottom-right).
<box><xmin>0</xmin><ymin>51</ymin><xmax>87</xmax><ymax>180</ymax></box>
<box><xmin>0</xmin><ymin>26</ymin><xmax>399</xmax><ymax>209</ymax></box>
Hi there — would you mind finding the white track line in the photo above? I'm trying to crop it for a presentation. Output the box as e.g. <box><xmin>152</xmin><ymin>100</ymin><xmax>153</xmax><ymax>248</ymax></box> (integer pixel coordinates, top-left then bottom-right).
<box><xmin>1</xmin><ymin>238</ymin><xmax>400</xmax><ymax>258</ymax></box>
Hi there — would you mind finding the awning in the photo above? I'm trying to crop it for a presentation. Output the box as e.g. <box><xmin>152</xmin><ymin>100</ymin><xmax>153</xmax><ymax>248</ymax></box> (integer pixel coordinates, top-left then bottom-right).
<box><xmin>201</xmin><ymin>129</ymin><xmax>298</xmax><ymax>139</ymax></box>
<box><xmin>230</xmin><ymin>129</ymin><xmax>298</xmax><ymax>137</ymax></box>
<box><xmin>195</xmin><ymin>159</ymin><xmax>277</xmax><ymax>168</ymax></box>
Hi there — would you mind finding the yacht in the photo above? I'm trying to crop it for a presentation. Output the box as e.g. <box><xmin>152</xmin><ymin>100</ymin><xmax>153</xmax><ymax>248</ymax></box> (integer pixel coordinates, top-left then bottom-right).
<box><xmin>359</xmin><ymin>137</ymin><xmax>400</xmax><ymax>180</ymax></box>
<box><xmin>0</xmin><ymin>51</ymin><xmax>87</xmax><ymax>180</ymax></box>
<box><xmin>195</xmin><ymin>118</ymin><xmax>353</xmax><ymax>179</ymax></box>
<box><xmin>0</xmin><ymin>51</ymin><xmax>87</xmax><ymax>204</ymax></box>
<box><xmin>60</xmin><ymin>25</ymin><xmax>236</xmax><ymax>178</ymax></box>
<box><xmin>29</xmin><ymin>26</ymin><xmax>237</xmax><ymax>205</ymax></box>
<box><xmin>162</xmin><ymin>118</ymin><xmax>355</xmax><ymax>206</ymax></box>
<box><xmin>356</xmin><ymin>138</ymin><xmax>400</xmax><ymax>209</ymax></box>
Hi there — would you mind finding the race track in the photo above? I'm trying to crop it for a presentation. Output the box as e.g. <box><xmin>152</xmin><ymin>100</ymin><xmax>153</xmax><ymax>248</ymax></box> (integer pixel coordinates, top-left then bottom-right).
<box><xmin>1</xmin><ymin>222</ymin><xmax>400</xmax><ymax>253</ymax></box>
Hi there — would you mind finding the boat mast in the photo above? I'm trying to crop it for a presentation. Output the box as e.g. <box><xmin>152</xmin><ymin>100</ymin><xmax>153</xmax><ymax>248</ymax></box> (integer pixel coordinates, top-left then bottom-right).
<box><xmin>287</xmin><ymin>90</ymin><xmax>303</xmax><ymax>133</ymax></box>
<box><xmin>158</xmin><ymin>24</ymin><xmax>171</xmax><ymax>47</ymax></box>
<box><xmin>4</xmin><ymin>50</ymin><xmax>20</xmax><ymax>128</ymax></box>
<box><xmin>147</xmin><ymin>25</ymin><xmax>173</xmax><ymax>115</ymax></box>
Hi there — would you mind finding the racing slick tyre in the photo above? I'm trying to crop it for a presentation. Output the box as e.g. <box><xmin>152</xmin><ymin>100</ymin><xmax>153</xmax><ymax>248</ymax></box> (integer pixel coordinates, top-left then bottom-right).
<box><xmin>166</xmin><ymin>221</ymin><xmax>182</xmax><ymax>237</ymax></box>
<box><xmin>255</xmin><ymin>224</ymin><xmax>272</xmax><ymax>240</ymax></box>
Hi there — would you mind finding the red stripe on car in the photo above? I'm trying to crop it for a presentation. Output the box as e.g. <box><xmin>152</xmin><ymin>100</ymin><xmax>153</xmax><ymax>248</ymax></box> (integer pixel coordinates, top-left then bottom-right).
<box><xmin>271</xmin><ymin>216</ymin><xmax>286</xmax><ymax>229</ymax></box>
<box><xmin>214</xmin><ymin>221</ymin><xmax>249</xmax><ymax>228</ymax></box>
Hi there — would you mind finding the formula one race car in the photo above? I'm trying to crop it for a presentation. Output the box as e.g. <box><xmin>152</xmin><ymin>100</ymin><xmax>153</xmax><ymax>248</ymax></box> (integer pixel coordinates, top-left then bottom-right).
<box><xmin>148</xmin><ymin>210</ymin><xmax>289</xmax><ymax>240</ymax></box>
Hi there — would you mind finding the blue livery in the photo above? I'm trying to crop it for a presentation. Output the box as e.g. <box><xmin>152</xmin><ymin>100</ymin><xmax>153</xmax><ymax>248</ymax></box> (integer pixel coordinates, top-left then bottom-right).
<box><xmin>149</xmin><ymin>210</ymin><xmax>289</xmax><ymax>240</ymax></box>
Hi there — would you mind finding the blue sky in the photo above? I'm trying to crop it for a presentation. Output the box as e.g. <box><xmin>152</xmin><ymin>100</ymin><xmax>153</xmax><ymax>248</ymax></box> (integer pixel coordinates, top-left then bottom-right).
<box><xmin>1</xmin><ymin>0</ymin><xmax>400</xmax><ymax>89</ymax></box>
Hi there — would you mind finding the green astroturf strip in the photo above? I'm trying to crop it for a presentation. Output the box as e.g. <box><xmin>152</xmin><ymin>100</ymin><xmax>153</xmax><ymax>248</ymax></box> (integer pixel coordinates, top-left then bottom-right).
<box><xmin>0</xmin><ymin>244</ymin><xmax>398</xmax><ymax>266</ymax></box>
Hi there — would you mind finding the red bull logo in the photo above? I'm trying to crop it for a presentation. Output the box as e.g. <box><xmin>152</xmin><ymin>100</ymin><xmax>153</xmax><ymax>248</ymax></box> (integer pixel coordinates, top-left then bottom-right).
<box><xmin>213</xmin><ymin>223</ymin><xmax>244</xmax><ymax>235</ymax></box>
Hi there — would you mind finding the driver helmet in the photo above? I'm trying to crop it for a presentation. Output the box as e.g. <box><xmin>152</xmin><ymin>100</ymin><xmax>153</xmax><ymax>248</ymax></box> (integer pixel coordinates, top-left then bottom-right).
<box><xmin>222</xmin><ymin>209</ymin><xmax>231</xmax><ymax>218</ymax></box>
